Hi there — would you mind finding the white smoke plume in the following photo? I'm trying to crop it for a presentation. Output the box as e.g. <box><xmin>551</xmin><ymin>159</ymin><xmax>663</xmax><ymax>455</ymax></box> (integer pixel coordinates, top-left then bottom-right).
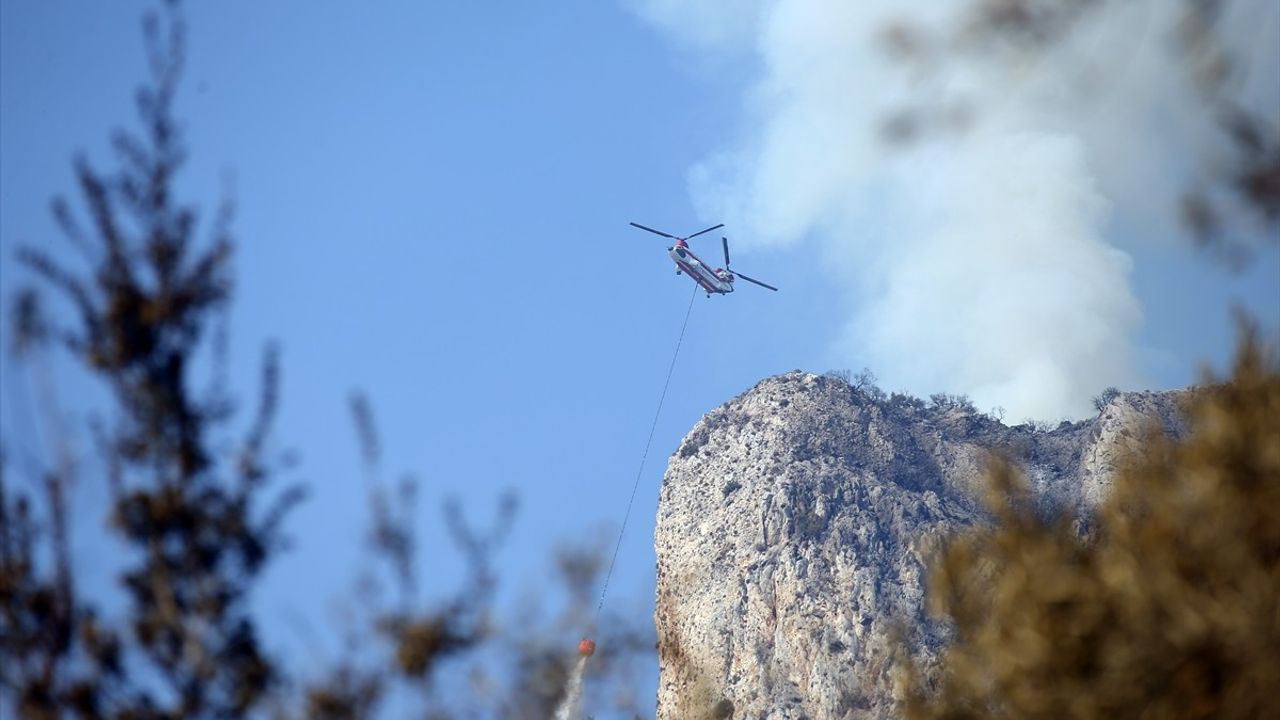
<box><xmin>553</xmin><ymin>656</ymin><xmax>589</xmax><ymax>720</ymax></box>
<box><xmin>633</xmin><ymin>0</ymin><xmax>1278</xmax><ymax>420</ymax></box>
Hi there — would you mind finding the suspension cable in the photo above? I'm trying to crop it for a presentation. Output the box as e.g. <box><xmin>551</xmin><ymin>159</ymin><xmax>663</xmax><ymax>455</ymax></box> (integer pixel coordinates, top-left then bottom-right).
<box><xmin>594</xmin><ymin>283</ymin><xmax>698</xmax><ymax>621</ymax></box>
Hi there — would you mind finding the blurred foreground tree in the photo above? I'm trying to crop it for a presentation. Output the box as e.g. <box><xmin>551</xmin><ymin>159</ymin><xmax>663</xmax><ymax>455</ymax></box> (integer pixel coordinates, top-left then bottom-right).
<box><xmin>904</xmin><ymin>323</ymin><xmax>1279</xmax><ymax>719</ymax></box>
<box><xmin>1</xmin><ymin>2</ymin><xmax>651</xmax><ymax>718</ymax></box>
<box><xmin>3</xmin><ymin>1</ymin><xmax>299</xmax><ymax>715</ymax></box>
<box><xmin>297</xmin><ymin>394</ymin><xmax>650</xmax><ymax>719</ymax></box>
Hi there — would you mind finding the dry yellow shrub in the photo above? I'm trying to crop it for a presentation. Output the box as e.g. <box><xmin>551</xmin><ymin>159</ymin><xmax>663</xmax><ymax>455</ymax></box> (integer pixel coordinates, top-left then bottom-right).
<box><xmin>904</xmin><ymin>327</ymin><xmax>1280</xmax><ymax>720</ymax></box>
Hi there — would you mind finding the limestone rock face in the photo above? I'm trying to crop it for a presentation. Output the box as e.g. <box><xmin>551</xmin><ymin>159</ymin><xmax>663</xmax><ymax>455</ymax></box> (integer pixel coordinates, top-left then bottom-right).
<box><xmin>654</xmin><ymin>372</ymin><xmax>1186</xmax><ymax>719</ymax></box>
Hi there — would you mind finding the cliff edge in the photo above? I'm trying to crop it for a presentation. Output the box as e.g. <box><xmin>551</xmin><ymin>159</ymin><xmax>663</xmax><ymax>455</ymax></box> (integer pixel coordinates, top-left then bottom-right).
<box><xmin>654</xmin><ymin>372</ymin><xmax>1186</xmax><ymax>719</ymax></box>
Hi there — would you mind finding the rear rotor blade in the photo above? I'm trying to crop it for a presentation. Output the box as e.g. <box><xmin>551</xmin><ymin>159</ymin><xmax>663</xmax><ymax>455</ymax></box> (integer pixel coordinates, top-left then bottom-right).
<box><xmin>732</xmin><ymin>270</ymin><xmax>778</xmax><ymax>291</ymax></box>
<box><xmin>684</xmin><ymin>223</ymin><xmax>725</xmax><ymax>240</ymax></box>
<box><xmin>722</xmin><ymin>237</ymin><xmax>731</xmax><ymax>267</ymax></box>
<box><xmin>629</xmin><ymin>222</ymin><xmax>677</xmax><ymax>239</ymax></box>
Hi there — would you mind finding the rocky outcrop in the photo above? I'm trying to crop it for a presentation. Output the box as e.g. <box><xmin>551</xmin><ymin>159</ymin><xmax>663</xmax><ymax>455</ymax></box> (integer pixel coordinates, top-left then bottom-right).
<box><xmin>654</xmin><ymin>372</ymin><xmax>1186</xmax><ymax>719</ymax></box>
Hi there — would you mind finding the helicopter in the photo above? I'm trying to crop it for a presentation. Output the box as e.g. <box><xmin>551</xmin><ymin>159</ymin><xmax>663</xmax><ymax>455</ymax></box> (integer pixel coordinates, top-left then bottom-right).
<box><xmin>629</xmin><ymin>222</ymin><xmax>778</xmax><ymax>297</ymax></box>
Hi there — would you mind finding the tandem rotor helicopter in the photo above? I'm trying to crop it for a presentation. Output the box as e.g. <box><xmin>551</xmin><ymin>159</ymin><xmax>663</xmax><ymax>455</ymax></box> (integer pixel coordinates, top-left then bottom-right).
<box><xmin>630</xmin><ymin>221</ymin><xmax>778</xmax><ymax>297</ymax></box>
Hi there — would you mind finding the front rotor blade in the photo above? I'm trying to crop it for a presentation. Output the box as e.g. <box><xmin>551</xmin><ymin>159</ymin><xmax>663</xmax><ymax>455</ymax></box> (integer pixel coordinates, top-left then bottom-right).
<box><xmin>629</xmin><ymin>222</ymin><xmax>677</xmax><ymax>239</ymax></box>
<box><xmin>722</xmin><ymin>237</ymin><xmax>731</xmax><ymax>267</ymax></box>
<box><xmin>684</xmin><ymin>223</ymin><xmax>725</xmax><ymax>240</ymax></box>
<box><xmin>732</xmin><ymin>270</ymin><xmax>778</xmax><ymax>291</ymax></box>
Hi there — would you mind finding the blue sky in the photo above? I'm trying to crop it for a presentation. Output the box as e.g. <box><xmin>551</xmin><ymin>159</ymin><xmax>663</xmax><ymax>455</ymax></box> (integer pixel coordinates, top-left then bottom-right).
<box><xmin>0</xmin><ymin>0</ymin><xmax>821</xmax><ymax>706</ymax></box>
<box><xmin>2</xmin><ymin>0</ymin><xmax>1277</xmax><ymax>713</ymax></box>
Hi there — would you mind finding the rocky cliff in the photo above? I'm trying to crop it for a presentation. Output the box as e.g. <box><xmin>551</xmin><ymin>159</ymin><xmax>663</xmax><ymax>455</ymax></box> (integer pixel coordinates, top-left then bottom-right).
<box><xmin>654</xmin><ymin>372</ymin><xmax>1187</xmax><ymax>719</ymax></box>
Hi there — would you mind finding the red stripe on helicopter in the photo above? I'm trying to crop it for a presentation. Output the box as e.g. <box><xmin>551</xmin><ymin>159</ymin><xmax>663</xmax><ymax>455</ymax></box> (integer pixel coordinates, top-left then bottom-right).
<box><xmin>677</xmin><ymin>260</ymin><xmax>720</xmax><ymax>293</ymax></box>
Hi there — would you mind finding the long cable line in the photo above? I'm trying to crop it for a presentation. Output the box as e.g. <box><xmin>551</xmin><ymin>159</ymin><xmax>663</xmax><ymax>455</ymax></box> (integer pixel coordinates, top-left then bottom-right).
<box><xmin>594</xmin><ymin>283</ymin><xmax>698</xmax><ymax>622</ymax></box>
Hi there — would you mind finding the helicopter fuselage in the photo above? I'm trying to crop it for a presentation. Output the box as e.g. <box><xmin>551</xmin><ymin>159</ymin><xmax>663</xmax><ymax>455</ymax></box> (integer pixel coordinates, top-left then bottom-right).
<box><xmin>630</xmin><ymin>220</ymin><xmax>775</xmax><ymax>294</ymax></box>
<box><xmin>668</xmin><ymin>240</ymin><xmax>734</xmax><ymax>296</ymax></box>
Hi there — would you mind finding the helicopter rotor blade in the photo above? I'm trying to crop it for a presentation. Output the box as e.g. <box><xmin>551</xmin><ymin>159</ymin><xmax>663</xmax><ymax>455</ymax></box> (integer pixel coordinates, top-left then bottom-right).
<box><xmin>722</xmin><ymin>237</ymin><xmax>731</xmax><ymax>267</ymax></box>
<box><xmin>629</xmin><ymin>222</ymin><xmax>677</xmax><ymax>239</ymax></box>
<box><xmin>684</xmin><ymin>223</ymin><xmax>725</xmax><ymax>240</ymax></box>
<box><xmin>731</xmin><ymin>270</ymin><xmax>778</xmax><ymax>292</ymax></box>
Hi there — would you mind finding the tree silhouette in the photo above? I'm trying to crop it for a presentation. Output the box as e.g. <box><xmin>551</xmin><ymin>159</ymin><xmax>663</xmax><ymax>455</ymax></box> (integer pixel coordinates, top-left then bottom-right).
<box><xmin>4</xmin><ymin>2</ymin><xmax>300</xmax><ymax>716</ymax></box>
<box><xmin>2</xmin><ymin>3</ymin><xmax>652</xmax><ymax>718</ymax></box>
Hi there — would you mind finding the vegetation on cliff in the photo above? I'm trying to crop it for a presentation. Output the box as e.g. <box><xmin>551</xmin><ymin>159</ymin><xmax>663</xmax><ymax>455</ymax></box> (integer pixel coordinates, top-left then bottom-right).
<box><xmin>907</xmin><ymin>325</ymin><xmax>1279</xmax><ymax>719</ymax></box>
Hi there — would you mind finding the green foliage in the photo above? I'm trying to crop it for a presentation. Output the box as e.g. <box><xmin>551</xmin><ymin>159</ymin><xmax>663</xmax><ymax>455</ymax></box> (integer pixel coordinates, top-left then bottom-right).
<box><xmin>904</xmin><ymin>325</ymin><xmax>1280</xmax><ymax>719</ymax></box>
